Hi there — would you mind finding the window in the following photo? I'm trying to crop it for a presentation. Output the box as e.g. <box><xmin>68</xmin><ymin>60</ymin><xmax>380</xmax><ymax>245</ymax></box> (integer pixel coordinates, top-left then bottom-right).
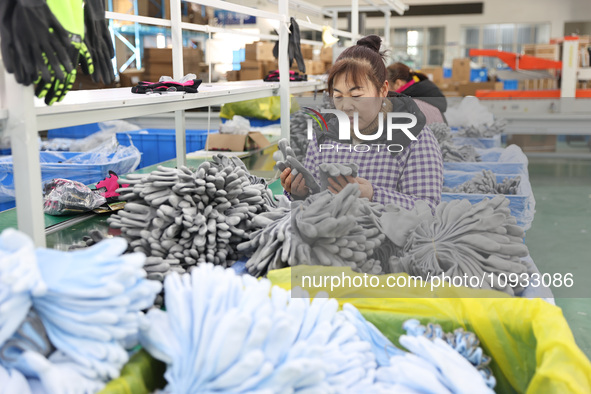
<box><xmin>390</xmin><ymin>27</ymin><xmax>445</xmax><ymax>68</ymax></box>
<box><xmin>461</xmin><ymin>23</ymin><xmax>551</xmax><ymax>69</ymax></box>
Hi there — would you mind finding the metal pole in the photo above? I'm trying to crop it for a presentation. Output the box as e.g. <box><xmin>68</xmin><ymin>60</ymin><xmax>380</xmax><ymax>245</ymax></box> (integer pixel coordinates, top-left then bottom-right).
<box><xmin>351</xmin><ymin>0</ymin><xmax>359</xmax><ymax>40</ymax></box>
<box><xmin>561</xmin><ymin>37</ymin><xmax>579</xmax><ymax>99</ymax></box>
<box><xmin>4</xmin><ymin>71</ymin><xmax>46</xmax><ymax>247</ymax></box>
<box><xmin>278</xmin><ymin>0</ymin><xmax>290</xmax><ymax>140</ymax></box>
<box><xmin>170</xmin><ymin>0</ymin><xmax>187</xmax><ymax>166</ymax></box>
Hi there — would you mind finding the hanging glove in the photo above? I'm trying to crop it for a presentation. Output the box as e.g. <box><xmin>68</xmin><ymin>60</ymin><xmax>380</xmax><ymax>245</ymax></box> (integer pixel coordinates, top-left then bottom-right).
<box><xmin>36</xmin><ymin>0</ymin><xmax>94</xmax><ymax>105</ymax></box>
<box><xmin>82</xmin><ymin>0</ymin><xmax>115</xmax><ymax>85</ymax></box>
<box><xmin>0</xmin><ymin>0</ymin><xmax>74</xmax><ymax>86</ymax></box>
<box><xmin>289</xmin><ymin>17</ymin><xmax>306</xmax><ymax>73</ymax></box>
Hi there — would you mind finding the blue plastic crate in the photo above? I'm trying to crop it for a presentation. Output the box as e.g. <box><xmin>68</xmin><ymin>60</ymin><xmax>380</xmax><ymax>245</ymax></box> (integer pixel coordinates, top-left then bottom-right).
<box><xmin>220</xmin><ymin>117</ymin><xmax>280</xmax><ymax>127</ymax></box>
<box><xmin>48</xmin><ymin>123</ymin><xmax>101</xmax><ymax>139</ymax></box>
<box><xmin>0</xmin><ymin>151</ymin><xmax>139</xmax><ymax>210</ymax></box>
<box><xmin>470</xmin><ymin>68</ymin><xmax>488</xmax><ymax>82</ymax></box>
<box><xmin>503</xmin><ymin>80</ymin><xmax>519</xmax><ymax>90</ymax></box>
<box><xmin>116</xmin><ymin>129</ymin><xmax>216</xmax><ymax>168</ymax></box>
<box><xmin>0</xmin><ymin>201</ymin><xmax>15</xmax><ymax>212</ymax></box>
<box><xmin>444</xmin><ymin>149</ymin><xmax>528</xmax><ymax>175</ymax></box>
<box><xmin>442</xmin><ymin>171</ymin><xmax>534</xmax><ymax>230</ymax></box>
<box><xmin>452</xmin><ymin>135</ymin><xmax>501</xmax><ymax>149</ymax></box>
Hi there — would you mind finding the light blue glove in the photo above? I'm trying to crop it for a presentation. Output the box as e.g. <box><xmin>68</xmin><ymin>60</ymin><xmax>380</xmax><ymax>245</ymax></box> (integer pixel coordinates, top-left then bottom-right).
<box><xmin>31</xmin><ymin>238</ymin><xmax>161</xmax><ymax>382</ymax></box>
<box><xmin>0</xmin><ymin>229</ymin><xmax>46</xmax><ymax>347</ymax></box>
<box><xmin>341</xmin><ymin>303</ymin><xmax>404</xmax><ymax>367</ymax></box>
<box><xmin>398</xmin><ymin>335</ymin><xmax>494</xmax><ymax>394</ymax></box>
<box><xmin>0</xmin><ymin>311</ymin><xmax>53</xmax><ymax>377</ymax></box>
<box><xmin>18</xmin><ymin>350</ymin><xmax>105</xmax><ymax>394</ymax></box>
<box><xmin>0</xmin><ymin>363</ymin><xmax>31</xmax><ymax>394</ymax></box>
<box><xmin>139</xmin><ymin>264</ymin><xmax>379</xmax><ymax>393</ymax></box>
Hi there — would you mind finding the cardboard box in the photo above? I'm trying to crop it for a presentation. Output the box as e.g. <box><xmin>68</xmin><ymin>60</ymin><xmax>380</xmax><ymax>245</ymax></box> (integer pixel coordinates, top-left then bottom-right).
<box><xmin>226</xmin><ymin>70</ymin><xmax>240</xmax><ymax>81</ymax></box>
<box><xmin>457</xmin><ymin>81</ymin><xmax>498</xmax><ymax>96</ymax></box>
<box><xmin>420</xmin><ymin>67</ymin><xmax>444</xmax><ymax>85</ymax></box>
<box><xmin>301</xmin><ymin>44</ymin><xmax>313</xmax><ymax>60</ymax></box>
<box><xmin>534</xmin><ymin>44</ymin><xmax>560</xmax><ymax>60</ymax></box>
<box><xmin>144</xmin><ymin>47</ymin><xmax>203</xmax><ymax>64</ymax></box>
<box><xmin>113</xmin><ymin>0</ymin><xmax>149</xmax><ymax>23</ymax></box>
<box><xmin>452</xmin><ymin>58</ymin><xmax>471</xmax><ymax>83</ymax></box>
<box><xmin>245</xmin><ymin>42</ymin><xmax>275</xmax><ymax>62</ymax></box>
<box><xmin>507</xmin><ymin>135</ymin><xmax>556</xmax><ymax>152</ymax></box>
<box><xmin>240</xmin><ymin>60</ymin><xmax>264</xmax><ymax>80</ymax></box>
<box><xmin>206</xmin><ymin>132</ymin><xmax>270</xmax><ymax>152</ymax></box>
<box><xmin>320</xmin><ymin>47</ymin><xmax>333</xmax><ymax>63</ymax></box>
<box><xmin>119</xmin><ymin>68</ymin><xmax>145</xmax><ymax>87</ymax></box>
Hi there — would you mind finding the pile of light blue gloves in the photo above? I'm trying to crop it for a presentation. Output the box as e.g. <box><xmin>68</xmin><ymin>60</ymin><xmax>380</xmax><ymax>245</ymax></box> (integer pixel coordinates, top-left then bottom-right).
<box><xmin>139</xmin><ymin>263</ymin><xmax>495</xmax><ymax>393</ymax></box>
<box><xmin>0</xmin><ymin>229</ymin><xmax>162</xmax><ymax>393</ymax></box>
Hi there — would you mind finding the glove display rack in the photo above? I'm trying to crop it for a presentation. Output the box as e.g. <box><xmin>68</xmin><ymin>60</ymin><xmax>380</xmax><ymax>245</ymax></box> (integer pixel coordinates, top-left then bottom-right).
<box><xmin>0</xmin><ymin>0</ymin><xmax>358</xmax><ymax>247</ymax></box>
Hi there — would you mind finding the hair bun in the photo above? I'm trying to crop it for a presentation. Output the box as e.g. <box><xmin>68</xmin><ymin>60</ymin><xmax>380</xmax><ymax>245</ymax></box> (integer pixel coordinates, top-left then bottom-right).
<box><xmin>356</xmin><ymin>35</ymin><xmax>381</xmax><ymax>53</ymax></box>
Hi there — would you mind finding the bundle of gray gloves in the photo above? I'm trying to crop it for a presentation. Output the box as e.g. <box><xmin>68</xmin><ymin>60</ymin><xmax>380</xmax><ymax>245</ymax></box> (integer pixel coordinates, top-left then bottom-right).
<box><xmin>240</xmin><ymin>184</ymin><xmax>388</xmax><ymax>276</ymax></box>
<box><xmin>443</xmin><ymin>170</ymin><xmax>521</xmax><ymax>195</ymax></box>
<box><xmin>107</xmin><ymin>155</ymin><xmax>275</xmax><ymax>282</ymax></box>
<box><xmin>382</xmin><ymin>195</ymin><xmax>529</xmax><ymax>295</ymax></box>
<box><xmin>429</xmin><ymin>123</ymin><xmax>482</xmax><ymax>163</ymax></box>
<box><xmin>456</xmin><ymin>119</ymin><xmax>507</xmax><ymax>138</ymax></box>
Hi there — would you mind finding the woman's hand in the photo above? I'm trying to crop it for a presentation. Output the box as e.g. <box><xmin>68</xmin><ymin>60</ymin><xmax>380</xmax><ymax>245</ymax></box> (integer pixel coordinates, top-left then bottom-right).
<box><xmin>280</xmin><ymin>168</ymin><xmax>309</xmax><ymax>199</ymax></box>
<box><xmin>327</xmin><ymin>175</ymin><xmax>374</xmax><ymax>201</ymax></box>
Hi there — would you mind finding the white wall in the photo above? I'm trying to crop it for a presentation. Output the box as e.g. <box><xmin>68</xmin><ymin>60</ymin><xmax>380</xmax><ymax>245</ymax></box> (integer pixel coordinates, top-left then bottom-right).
<box><xmin>337</xmin><ymin>0</ymin><xmax>591</xmax><ymax>49</ymax></box>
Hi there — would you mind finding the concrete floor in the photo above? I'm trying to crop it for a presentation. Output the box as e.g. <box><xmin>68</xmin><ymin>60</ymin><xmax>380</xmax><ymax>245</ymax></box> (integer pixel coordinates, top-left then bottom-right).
<box><xmin>525</xmin><ymin>158</ymin><xmax>591</xmax><ymax>359</ymax></box>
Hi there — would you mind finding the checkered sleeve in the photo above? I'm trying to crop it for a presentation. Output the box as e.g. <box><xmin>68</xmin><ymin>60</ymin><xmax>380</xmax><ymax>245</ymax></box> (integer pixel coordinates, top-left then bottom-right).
<box><xmin>371</xmin><ymin>127</ymin><xmax>443</xmax><ymax>211</ymax></box>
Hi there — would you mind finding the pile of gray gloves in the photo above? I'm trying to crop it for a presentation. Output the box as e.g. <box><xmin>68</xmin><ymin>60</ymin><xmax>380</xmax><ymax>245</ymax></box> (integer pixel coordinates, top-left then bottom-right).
<box><xmin>107</xmin><ymin>155</ymin><xmax>275</xmax><ymax>282</ymax></box>
<box><xmin>443</xmin><ymin>170</ymin><xmax>521</xmax><ymax>195</ymax></box>
<box><xmin>456</xmin><ymin>119</ymin><xmax>507</xmax><ymax>138</ymax></box>
<box><xmin>381</xmin><ymin>195</ymin><xmax>529</xmax><ymax>295</ymax></box>
<box><xmin>0</xmin><ymin>229</ymin><xmax>161</xmax><ymax>393</ymax></box>
<box><xmin>239</xmin><ymin>184</ymin><xmax>388</xmax><ymax>276</ymax></box>
<box><xmin>430</xmin><ymin>123</ymin><xmax>482</xmax><ymax>163</ymax></box>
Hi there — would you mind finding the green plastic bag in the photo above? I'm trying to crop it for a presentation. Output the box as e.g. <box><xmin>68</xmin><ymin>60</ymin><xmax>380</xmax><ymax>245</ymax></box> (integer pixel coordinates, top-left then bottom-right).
<box><xmin>220</xmin><ymin>96</ymin><xmax>299</xmax><ymax>120</ymax></box>
<box><xmin>99</xmin><ymin>350</ymin><xmax>166</xmax><ymax>394</ymax></box>
<box><xmin>267</xmin><ymin>266</ymin><xmax>591</xmax><ymax>394</ymax></box>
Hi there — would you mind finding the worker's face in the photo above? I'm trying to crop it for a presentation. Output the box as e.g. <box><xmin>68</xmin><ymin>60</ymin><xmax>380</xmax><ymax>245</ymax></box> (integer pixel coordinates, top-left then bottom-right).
<box><xmin>332</xmin><ymin>74</ymin><xmax>389</xmax><ymax>132</ymax></box>
<box><xmin>392</xmin><ymin>79</ymin><xmax>406</xmax><ymax>91</ymax></box>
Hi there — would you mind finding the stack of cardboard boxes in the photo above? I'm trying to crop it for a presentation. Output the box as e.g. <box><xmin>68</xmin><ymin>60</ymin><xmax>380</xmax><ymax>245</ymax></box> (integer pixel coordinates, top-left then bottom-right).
<box><xmin>143</xmin><ymin>47</ymin><xmax>208</xmax><ymax>82</ymax></box>
<box><xmin>423</xmin><ymin>59</ymin><xmax>503</xmax><ymax>97</ymax></box>
<box><xmin>235</xmin><ymin>42</ymin><xmax>333</xmax><ymax>81</ymax></box>
<box><xmin>117</xmin><ymin>47</ymin><xmax>208</xmax><ymax>87</ymax></box>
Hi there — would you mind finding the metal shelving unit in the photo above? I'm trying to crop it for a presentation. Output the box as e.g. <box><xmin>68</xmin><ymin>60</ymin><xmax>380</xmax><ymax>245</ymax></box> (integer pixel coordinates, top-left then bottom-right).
<box><xmin>0</xmin><ymin>0</ymin><xmax>342</xmax><ymax>246</ymax></box>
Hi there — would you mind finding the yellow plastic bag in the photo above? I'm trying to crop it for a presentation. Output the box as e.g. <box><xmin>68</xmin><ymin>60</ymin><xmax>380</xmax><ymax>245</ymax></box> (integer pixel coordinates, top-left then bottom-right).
<box><xmin>220</xmin><ymin>96</ymin><xmax>299</xmax><ymax>120</ymax></box>
<box><xmin>268</xmin><ymin>266</ymin><xmax>591</xmax><ymax>394</ymax></box>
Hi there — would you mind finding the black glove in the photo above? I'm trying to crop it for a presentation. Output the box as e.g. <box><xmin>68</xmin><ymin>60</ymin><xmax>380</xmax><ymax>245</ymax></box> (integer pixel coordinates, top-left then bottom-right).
<box><xmin>82</xmin><ymin>0</ymin><xmax>115</xmax><ymax>84</ymax></box>
<box><xmin>290</xmin><ymin>17</ymin><xmax>305</xmax><ymax>73</ymax></box>
<box><xmin>131</xmin><ymin>79</ymin><xmax>202</xmax><ymax>94</ymax></box>
<box><xmin>272</xmin><ymin>18</ymin><xmax>306</xmax><ymax>73</ymax></box>
<box><xmin>0</xmin><ymin>0</ymin><xmax>73</xmax><ymax>86</ymax></box>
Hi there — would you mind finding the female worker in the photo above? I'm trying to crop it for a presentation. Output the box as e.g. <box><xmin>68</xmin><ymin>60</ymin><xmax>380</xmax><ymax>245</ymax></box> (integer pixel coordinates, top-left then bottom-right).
<box><xmin>281</xmin><ymin>35</ymin><xmax>443</xmax><ymax>212</ymax></box>
<box><xmin>387</xmin><ymin>62</ymin><xmax>448</xmax><ymax>123</ymax></box>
